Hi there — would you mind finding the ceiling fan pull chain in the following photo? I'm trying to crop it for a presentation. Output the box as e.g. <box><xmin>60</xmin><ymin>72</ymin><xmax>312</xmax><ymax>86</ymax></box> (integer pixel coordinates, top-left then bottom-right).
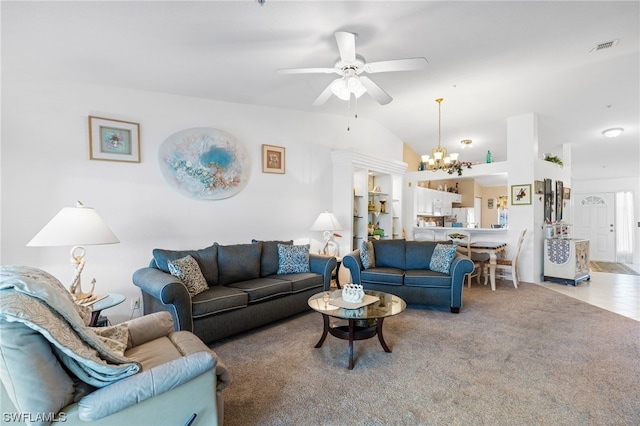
<box><xmin>354</xmin><ymin>94</ymin><xmax>358</xmax><ymax>119</ymax></box>
<box><xmin>347</xmin><ymin>95</ymin><xmax>351</xmax><ymax>131</ymax></box>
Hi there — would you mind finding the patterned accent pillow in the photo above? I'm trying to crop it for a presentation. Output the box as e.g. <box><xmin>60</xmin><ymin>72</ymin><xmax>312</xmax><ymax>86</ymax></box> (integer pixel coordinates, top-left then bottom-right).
<box><xmin>168</xmin><ymin>255</ymin><xmax>209</xmax><ymax>296</ymax></box>
<box><xmin>429</xmin><ymin>243</ymin><xmax>457</xmax><ymax>274</ymax></box>
<box><xmin>360</xmin><ymin>240</ymin><xmax>376</xmax><ymax>269</ymax></box>
<box><xmin>92</xmin><ymin>323</ymin><xmax>129</xmax><ymax>357</ymax></box>
<box><xmin>277</xmin><ymin>244</ymin><xmax>310</xmax><ymax>274</ymax></box>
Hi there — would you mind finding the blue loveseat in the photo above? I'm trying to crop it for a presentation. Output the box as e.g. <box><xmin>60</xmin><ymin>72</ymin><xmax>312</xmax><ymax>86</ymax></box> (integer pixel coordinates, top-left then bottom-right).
<box><xmin>342</xmin><ymin>239</ymin><xmax>473</xmax><ymax>313</ymax></box>
<box><xmin>133</xmin><ymin>240</ymin><xmax>336</xmax><ymax>344</ymax></box>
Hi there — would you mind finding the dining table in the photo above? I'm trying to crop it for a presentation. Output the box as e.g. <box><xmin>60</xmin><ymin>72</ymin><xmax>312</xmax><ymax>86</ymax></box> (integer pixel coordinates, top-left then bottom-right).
<box><xmin>468</xmin><ymin>241</ymin><xmax>507</xmax><ymax>291</ymax></box>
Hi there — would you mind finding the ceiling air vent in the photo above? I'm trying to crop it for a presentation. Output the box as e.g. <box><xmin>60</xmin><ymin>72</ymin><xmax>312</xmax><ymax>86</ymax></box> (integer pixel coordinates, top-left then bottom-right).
<box><xmin>590</xmin><ymin>39</ymin><xmax>619</xmax><ymax>53</ymax></box>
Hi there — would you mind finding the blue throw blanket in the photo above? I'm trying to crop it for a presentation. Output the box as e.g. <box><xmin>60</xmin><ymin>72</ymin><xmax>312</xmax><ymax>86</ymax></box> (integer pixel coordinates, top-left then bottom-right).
<box><xmin>0</xmin><ymin>265</ymin><xmax>140</xmax><ymax>387</ymax></box>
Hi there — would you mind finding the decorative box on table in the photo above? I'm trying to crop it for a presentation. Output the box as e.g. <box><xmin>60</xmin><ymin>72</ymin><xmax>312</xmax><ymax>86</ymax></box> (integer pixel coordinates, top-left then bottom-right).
<box><xmin>543</xmin><ymin>237</ymin><xmax>590</xmax><ymax>286</ymax></box>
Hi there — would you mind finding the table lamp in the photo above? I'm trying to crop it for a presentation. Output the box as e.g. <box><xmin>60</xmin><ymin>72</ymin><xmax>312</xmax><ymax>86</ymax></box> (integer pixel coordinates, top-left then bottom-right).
<box><xmin>27</xmin><ymin>201</ymin><xmax>119</xmax><ymax>302</ymax></box>
<box><xmin>310</xmin><ymin>211</ymin><xmax>343</xmax><ymax>256</ymax></box>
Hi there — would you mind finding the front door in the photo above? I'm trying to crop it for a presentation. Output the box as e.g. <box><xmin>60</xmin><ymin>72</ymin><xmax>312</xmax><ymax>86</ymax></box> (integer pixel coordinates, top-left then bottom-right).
<box><xmin>574</xmin><ymin>192</ymin><xmax>615</xmax><ymax>262</ymax></box>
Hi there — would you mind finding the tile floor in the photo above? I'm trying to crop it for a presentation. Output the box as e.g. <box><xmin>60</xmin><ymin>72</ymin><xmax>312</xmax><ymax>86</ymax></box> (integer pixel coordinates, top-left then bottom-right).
<box><xmin>537</xmin><ymin>264</ymin><xmax>640</xmax><ymax>322</ymax></box>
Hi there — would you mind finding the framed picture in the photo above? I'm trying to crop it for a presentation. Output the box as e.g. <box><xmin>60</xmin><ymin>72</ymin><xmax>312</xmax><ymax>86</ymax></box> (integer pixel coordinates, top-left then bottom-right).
<box><xmin>262</xmin><ymin>144</ymin><xmax>285</xmax><ymax>174</ymax></box>
<box><xmin>511</xmin><ymin>184</ymin><xmax>532</xmax><ymax>205</ymax></box>
<box><xmin>89</xmin><ymin>116</ymin><xmax>140</xmax><ymax>163</ymax></box>
<box><xmin>555</xmin><ymin>180</ymin><xmax>563</xmax><ymax>221</ymax></box>
<box><xmin>563</xmin><ymin>187</ymin><xmax>571</xmax><ymax>200</ymax></box>
<box><xmin>534</xmin><ymin>180</ymin><xmax>544</xmax><ymax>194</ymax></box>
<box><xmin>487</xmin><ymin>198</ymin><xmax>494</xmax><ymax>209</ymax></box>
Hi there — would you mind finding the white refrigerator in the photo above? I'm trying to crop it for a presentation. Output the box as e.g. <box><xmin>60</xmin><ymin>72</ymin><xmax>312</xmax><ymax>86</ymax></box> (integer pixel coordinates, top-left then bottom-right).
<box><xmin>452</xmin><ymin>208</ymin><xmax>476</xmax><ymax>228</ymax></box>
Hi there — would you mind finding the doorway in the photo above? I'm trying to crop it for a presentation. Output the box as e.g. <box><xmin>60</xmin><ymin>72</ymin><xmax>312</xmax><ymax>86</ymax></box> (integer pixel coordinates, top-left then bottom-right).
<box><xmin>574</xmin><ymin>192</ymin><xmax>615</xmax><ymax>262</ymax></box>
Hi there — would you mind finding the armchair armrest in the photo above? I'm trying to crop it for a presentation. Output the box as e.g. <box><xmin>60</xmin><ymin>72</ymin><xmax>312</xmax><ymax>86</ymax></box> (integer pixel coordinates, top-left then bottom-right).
<box><xmin>342</xmin><ymin>249</ymin><xmax>362</xmax><ymax>285</ymax></box>
<box><xmin>77</xmin><ymin>351</ymin><xmax>215</xmax><ymax>422</ymax></box>
<box><xmin>309</xmin><ymin>254</ymin><xmax>337</xmax><ymax>291</ymax></box>
<box><xmin>448</xmin><ymin>253</ymin><xmax>474</xmax><ymax>313</ymax></box>
<box><xmin>123</xmin><ymin>312</ymin><xmax>175</xmax><ymax>349</ymax></box>
<box><xmin>132</xmin><ymin>267</ymin><xmax>193</xmax><ymax>332</ymax></box>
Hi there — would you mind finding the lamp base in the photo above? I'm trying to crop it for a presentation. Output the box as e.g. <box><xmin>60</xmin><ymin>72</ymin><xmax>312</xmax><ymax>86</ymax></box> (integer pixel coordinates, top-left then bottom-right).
<box><xmin>69</xmin><ymin>245</ymin><xmax>96</xmax><ymax>303</ymax></box>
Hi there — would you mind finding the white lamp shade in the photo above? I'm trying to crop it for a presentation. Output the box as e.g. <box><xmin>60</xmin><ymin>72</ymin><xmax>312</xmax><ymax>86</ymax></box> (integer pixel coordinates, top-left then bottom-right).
<box><xmin>310</xmin><ymin>211</ymin><xmax>343</xmax><ymax>232</ymax></box>
<box><xmin>27</xmin><ymin>203</ymin><xmax>119</xmax><ymax>247</ymax></box>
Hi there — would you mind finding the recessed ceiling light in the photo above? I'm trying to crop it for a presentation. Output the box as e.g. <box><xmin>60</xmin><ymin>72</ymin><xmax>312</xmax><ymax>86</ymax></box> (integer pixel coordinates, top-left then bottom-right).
<box><xmin>602</xmin><ymin>128</ymin><xmax>624</xmax><ymax>138</ymax></box>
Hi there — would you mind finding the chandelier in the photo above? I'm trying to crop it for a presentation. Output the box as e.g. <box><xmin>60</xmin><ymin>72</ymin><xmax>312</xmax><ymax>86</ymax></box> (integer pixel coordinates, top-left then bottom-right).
<box><xmin>419</xmin><ymin>98</ymin><xmax>472</xmax><ymax>176</ymax></box>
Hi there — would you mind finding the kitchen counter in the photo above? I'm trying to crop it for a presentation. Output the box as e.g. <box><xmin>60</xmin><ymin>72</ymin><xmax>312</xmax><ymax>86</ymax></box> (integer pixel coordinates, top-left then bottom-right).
<box><xmin>413</xmin><ymin>226</ymin><xmax>508</xmax><ymax>234</ymax></box>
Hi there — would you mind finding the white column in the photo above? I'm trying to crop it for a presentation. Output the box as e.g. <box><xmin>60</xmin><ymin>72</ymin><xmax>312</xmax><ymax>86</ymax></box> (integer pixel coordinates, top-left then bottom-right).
<box><xmin>507</xmin><ymin>113</ymin><xmax>539</xmax><ymax>283</ymax></box>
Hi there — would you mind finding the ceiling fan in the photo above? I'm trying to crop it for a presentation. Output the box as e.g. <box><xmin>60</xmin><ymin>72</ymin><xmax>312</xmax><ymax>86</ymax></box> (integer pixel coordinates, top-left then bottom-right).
<box><xmin>277</xmin><ymin>31</ymin><xmax>428</xmax><ymax>106</ymax></box>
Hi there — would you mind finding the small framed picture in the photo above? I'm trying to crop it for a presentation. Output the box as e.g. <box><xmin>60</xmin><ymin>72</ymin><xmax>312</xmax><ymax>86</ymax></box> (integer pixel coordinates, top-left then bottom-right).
<box><xmin>487</xmin><ymin>198</ymin><xmax>494</xmax><ymax>209</ymax></box>
<box><xmin>563</xmin><ymin>187</ymin><xmax>571</xmax><ymax>200</ymax></box>
<box><xmin>511</xmin><ymin>184</ymin><xmax>532</xmax><ymax>205</ymax></box>
<box><xmin>534</xmin><ymin>180</ymin><xmax>545</xmax><ymax>194</ymax></box>
<box><xmin>89</xmin><ymin>116</ymin><xmax>140</xmax><ymax>163</ymax></box>
<box><xmin>262</xmin><ymin>144</ymin><xmax>285</xmax><ymax>174</ymax></box>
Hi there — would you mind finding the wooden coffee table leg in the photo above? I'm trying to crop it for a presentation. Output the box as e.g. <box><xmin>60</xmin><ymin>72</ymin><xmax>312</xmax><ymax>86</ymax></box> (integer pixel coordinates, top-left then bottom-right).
<box><xmin>348</xmin><ymin>319</ymin><xmax>355</xmax><ymax>370</ymax></box>
<box><xmin>376</xmin><ymin>318</ymin><xmax>391</xmax><ymax>353</ymax></box>
<box><xmin>314</xmin><ymin>314</ymin><xmax>329</xmax><ymax>348</ymax></box>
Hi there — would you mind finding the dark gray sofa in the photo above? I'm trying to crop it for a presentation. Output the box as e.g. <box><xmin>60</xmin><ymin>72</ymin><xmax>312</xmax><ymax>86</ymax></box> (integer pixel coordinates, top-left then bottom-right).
<box><xmin>342</xmin><ymin>239</ymin><xmax>473</xmax><ymax>313</ymax></box>
<box><xmin>133</xmin><ymin>240</ymin><xmax>336</xmax><ymax>344</ymax></box>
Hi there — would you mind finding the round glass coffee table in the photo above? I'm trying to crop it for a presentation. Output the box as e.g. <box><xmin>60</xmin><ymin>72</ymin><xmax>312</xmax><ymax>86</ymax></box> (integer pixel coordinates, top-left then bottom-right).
<box><xmin>308</xmin><ymin>289</ymin><xmax>406</xmax><ymax>370</ymax></box>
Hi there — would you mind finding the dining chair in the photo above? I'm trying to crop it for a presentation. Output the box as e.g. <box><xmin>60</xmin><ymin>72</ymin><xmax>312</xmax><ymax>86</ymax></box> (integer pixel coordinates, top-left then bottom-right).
<box><xmin>414</xmin><ymin>229</ymin><xmax>437</xmax><ymax>241</ymax></box>
<box><xmin>446</xmin><ymin>230</ymin><xmax>489</xmax><ymax>287</ymax></box>
<box><xmin>494</xmin><ymin>229</ymin><xmax>527</xmax><ymax>288</ymax></box>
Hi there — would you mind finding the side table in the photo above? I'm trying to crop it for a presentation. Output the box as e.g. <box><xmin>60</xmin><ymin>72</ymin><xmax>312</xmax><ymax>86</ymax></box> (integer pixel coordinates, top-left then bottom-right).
<box><xmin>89</xmin><ymin>294</ymin><xmax>125</xmax><ymax>326</ymax></box>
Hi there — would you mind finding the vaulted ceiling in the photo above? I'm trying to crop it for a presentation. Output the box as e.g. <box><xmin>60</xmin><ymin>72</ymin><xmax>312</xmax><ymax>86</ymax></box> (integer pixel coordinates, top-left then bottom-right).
<box><xmin>3</xmin><ymin>1</ymin><xmax>638</xmax><ymax>183</ymax></box>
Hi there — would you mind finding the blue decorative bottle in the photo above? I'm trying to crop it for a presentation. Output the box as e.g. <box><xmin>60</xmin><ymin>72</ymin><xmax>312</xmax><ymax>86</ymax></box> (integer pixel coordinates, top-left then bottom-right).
<box><xmin>486</xmin><ymin>150</ymin><xmax>492</xmax><ymax>163</ymax></box>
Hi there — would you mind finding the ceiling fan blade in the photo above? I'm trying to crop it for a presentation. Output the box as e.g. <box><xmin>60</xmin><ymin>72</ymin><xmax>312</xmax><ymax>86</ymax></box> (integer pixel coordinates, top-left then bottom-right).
<box><xmin>277</xmin><ymin>67</ymin><xmax>336</xmax><ymax>74</ymax></box>
<box><xmin>335</xmin><ymin>31</ymin><xmax>356</xmax><ymax>62</ymax></box>
<box><xmin>312</xmin><ymin>81</ymin><xmax>336</xmax><ymax>106</ymax></box>
<box><xmin>364</xmin><ymin>57</ymin><xmax>428</xmax><ymax>73</ymax></box>
<box><xmin>359</xmin><ymin>76</ymin><xmax>392</xmax><ymax>105</ymax></box>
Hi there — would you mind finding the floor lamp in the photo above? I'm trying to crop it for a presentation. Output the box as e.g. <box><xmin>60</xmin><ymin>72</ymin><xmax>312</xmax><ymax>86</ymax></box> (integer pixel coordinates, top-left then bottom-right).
<box><xmin>27</xmin><ymin>201</ymin><xmax>119</xmax><ymax>303</ymax></box>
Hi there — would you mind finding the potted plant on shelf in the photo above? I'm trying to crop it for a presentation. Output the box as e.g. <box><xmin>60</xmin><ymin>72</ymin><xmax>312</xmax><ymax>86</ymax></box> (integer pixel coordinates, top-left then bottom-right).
<box><xmin>544</xmin><ymin>154</ymin><xmax>563</xmax><ymax>167</ymax></box>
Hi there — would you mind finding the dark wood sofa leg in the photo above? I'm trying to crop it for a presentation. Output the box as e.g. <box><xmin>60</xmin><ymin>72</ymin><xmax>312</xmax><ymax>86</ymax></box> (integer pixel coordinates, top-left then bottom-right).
<box><xmin>450</xmin><ymin>307</ymin><xmax>460</xmax><ymax>313</ymax></box>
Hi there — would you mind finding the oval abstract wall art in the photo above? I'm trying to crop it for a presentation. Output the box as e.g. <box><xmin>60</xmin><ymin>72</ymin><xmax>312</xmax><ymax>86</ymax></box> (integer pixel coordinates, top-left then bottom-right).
<box><xmin>159</xmin><ymin>128</ymin><xmax>251</xmax><ymax>200</ymax></box>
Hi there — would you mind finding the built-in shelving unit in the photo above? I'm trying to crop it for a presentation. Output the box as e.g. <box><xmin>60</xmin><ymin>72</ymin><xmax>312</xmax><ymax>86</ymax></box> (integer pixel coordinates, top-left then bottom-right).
<box><xmin>332</xmin><ymin>151</ymin><xmax>407</xmax><ymax>254</ymax></box>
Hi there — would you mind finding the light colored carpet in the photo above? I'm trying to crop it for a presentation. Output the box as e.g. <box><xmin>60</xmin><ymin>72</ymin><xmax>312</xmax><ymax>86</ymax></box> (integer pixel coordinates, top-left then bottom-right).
<box><xmin>590</xmin><ymin>261</ymin><xmax>639</xmax><ymax>275</ymax></box>
<box><xmin>211</xmin><ymin>282</ymin><xmax>640</xmax><ymax>425</ymax></box>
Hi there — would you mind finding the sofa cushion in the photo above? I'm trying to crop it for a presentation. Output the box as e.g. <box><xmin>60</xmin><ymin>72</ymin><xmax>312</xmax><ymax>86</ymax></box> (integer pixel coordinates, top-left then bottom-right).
<box><xmin>0</xmin><ymin>321</ymin><xmax>76</xmax><ymax>423</ymax></box>
<box><xmin>227</xmin><ymin>278</ymin><xmax>292</xmax><ymax>303</ymax></box>
<box><xmin>153</xmin><ymin>244</ymin><xmax>218</xmax><ymax>285</ymax></box>
<box><xmin>405</xmin><ymin>241</ymin><xmax>439</xmax><ymax>270</ymax></box>
<box><xmin>277</xmin><ymin>244</ymin><xmax>310</xmax><ymax>274</ymax></box>
<box><xmin>191</xmin><ymin>286</ymin><xmax>248</xmax><ymax>318</ymax></box>
<box><xmin>360</xmin><ymin>267</ymin><xmax>404</xmax><ymax>286</ymax></box>
<box><xmin>252</xmin><ymin>240</ymin><xmax>294</xmax><ymax>277</ymax></box>
<box><xmin>371</xmin><ymin>240</ymin><xmax>406</xmax><ymax>269</ymax></box>
<box><xmin>276</xmin><ymin>272</ymin><xmax>323</xmax><ymax>292</ymax></box>
<box><xmin>429</xmin><ymin>244</ymin><xmax>457</xmax><ymax>274</ymax></box>
<box><xmin>404</xmin><ymin>269</ymin><xmax>453</xmax><ymax>287</ymax></box>
<box><xmin>168</xmin><ymin>255</ymin><xmax>209</xmax><ymax>296</ymax></box>
<box><xmin>360</xmin><ymin>240</ymin><xmax>376</xmax><ymax>269</ymax></box>
<box><xmin>217</xmin><ymin>243</ymin><xmax>261</xmax><ymax>286</ymax></box>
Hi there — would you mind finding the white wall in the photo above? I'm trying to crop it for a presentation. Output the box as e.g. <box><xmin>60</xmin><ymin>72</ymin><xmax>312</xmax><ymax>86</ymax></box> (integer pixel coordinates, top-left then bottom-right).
<box><xmin>1</xmin><ymin>75</ymin><xmax>403</xmax><ymax>323</ymax></box>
